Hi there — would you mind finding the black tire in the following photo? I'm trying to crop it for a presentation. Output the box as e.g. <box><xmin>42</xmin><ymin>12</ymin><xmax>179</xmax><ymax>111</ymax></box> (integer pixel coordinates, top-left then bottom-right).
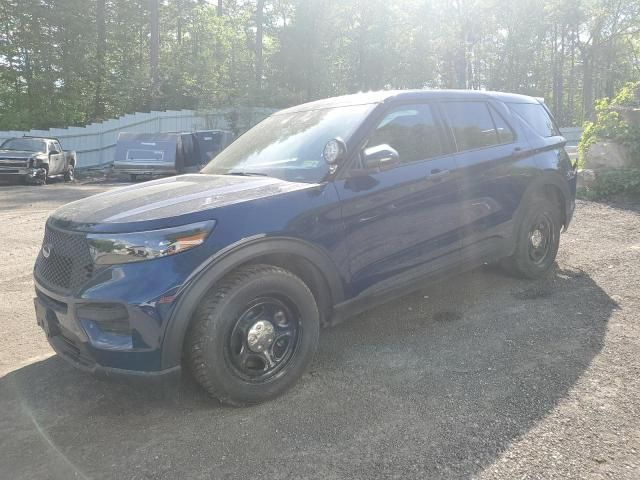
<box><xmin>37</xmin><ymin>166</ymin><xmax>48</xmax><ymax>186</ymax></box>
<box><xmin>130</xmin><ymin>174</ymin><xmax>137</xmax><ymax>182</ymax></box>
<box><xmin>186</xmin><ymin>264</ymin><xmax>320</xmax><ymax>405</ymax></box>
<box><xmin>502</xmin><ymin>197</ymin><xmax>561</xmax><ymax>279</ymax></box>
<box><xmin>64</xmin><ymin>164</ymin><xmax>75</xmax><ymax>182</ymax></box>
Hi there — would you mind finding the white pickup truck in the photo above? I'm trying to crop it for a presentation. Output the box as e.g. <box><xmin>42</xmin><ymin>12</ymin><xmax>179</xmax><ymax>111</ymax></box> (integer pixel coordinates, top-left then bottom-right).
<box><xmin>0</xmin><ymin>136</ymin><xmax>76</xmax><ymax>185</ymax></box>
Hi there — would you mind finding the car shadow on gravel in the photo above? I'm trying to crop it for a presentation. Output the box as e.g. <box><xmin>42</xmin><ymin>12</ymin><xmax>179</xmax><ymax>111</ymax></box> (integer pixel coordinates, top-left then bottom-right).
<box><xmin>0</xmin><ymin>266</ymin><xmax>617</xmax><ymax>479</ymax></box>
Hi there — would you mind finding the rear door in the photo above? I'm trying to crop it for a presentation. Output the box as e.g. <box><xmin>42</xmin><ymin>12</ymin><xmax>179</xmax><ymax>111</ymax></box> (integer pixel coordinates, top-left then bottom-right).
<box><xmin>334</xmin><ymin>103</ymin><xmax>463</xmax><ymax>296</ymax></box>
<box><xmin>439</xmin><ymin>100</ymin><xmax>530</xmax><ymax>260</ymax></box>
<box><xmin>180</xmin><ymin>134</ymin><xmax>201</xmax><ymax>173</ymax></box>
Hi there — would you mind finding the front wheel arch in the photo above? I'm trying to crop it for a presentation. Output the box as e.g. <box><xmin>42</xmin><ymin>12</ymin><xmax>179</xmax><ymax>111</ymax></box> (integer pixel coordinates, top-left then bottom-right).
<box><xmin>160</xmin><ymin>237</ymin><xmax>344</xmax><ymax>370</ymax></box>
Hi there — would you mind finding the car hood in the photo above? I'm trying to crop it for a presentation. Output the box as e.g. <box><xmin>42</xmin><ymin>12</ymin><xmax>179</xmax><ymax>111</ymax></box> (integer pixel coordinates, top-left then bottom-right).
<box><xmin>0</xmin><ymin>150</ymin><xmax>39</xmax><ymax>159</ymax></box>
<box><xmin>49</xmin><ymin>174</ymin><xmax>317</xmax><ymax>232</ymax></box>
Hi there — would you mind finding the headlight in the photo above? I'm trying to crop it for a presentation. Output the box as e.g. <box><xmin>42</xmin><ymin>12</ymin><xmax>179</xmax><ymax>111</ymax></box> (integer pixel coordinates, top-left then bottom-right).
<box><xmin>87</xmin><ymin>220</ymin><xmax>215</xmax><ymax>265</ymax></box>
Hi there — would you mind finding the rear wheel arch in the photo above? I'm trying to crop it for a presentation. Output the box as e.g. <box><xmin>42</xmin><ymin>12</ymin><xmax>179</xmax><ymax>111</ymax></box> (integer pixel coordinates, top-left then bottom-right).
<box><xmin>541</xmin><ymin>183</ymin><xmax>565</xmax><ymax>226</ymax></box>
<box><xmin>520</xmin><ymin>173</ymin><xmax>568</xmax><ymax>228</ymax></box>
<box><xmin>161</xmin><ymin>237</ymin><xmax>344</xmax><ymax>369</ymax></box>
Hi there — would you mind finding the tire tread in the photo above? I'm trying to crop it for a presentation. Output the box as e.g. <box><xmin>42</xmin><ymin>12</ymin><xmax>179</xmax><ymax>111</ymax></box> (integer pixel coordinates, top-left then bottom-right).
<box><xmin>186</xmin><ymin>264</ymin><xmax>313</xmax><ymax>405</ymax></box>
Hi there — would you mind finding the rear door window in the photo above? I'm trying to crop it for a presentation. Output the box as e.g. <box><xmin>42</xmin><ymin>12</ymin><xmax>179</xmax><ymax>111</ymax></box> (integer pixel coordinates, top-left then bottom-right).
<box><xmin>368</xmin><ymin>104</ymin><xmax>446</xmax><ymax>164</ymax></box>
<box><xmin>442</xmin><ymin>101</ymin><xmax>503</xmax><ymax>151</ymax></box>
<box><xmin>489</xmin><ymin>107</ymin><xmax>515</xmax><ymax>144</ymax></box>
<box><xmin>508</xmin><ymin>103</ymin><xmax>560</xmax><ymax>137</ymax></box>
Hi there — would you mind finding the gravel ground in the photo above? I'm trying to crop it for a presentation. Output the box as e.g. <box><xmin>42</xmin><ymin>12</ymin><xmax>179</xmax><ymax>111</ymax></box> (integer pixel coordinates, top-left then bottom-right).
<box><xmin>1</xmin><ymin>181</ymin><xmax>639</xmax><ymax>479</ymax></box>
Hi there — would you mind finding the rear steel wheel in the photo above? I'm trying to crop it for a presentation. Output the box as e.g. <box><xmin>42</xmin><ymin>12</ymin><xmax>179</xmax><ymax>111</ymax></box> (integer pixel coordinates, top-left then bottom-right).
<box><xmin>502</xmin><ymin>197</ymin><xmax>561</xmax><ymax>279</ymax></box>
<box><xmin>527</xmin><ymin>212</ymin><xmax>554</xmax><ymax>265</ymax></box>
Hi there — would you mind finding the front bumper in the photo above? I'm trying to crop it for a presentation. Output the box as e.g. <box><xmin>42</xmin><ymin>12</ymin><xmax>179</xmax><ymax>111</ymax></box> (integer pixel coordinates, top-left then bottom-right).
<box><xmin>34</xmin><ymin>278</ymin><xmax>182</xmax><ymax>384</ymax></box>
<box><xmin>0</xmin><ymin>166</ymin><xmax>46</xmax><ymax>178</ymax></box>
<box><xmin>47</xmin><ymin>331</ymin><xmax>181</xmax><ymax>385</ymax></box>
<box><xmin>32</xmin><ymin>219</ymin><xmax>219</xmax><ymax>383</ymax></box>
<box><xmin>112</xmin><ymin>164</ymin><xmax>176</xmax><ymax>176</ymax></box>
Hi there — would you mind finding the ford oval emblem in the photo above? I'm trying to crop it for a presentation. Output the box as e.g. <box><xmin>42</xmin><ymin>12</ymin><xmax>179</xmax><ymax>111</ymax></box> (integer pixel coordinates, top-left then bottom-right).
<box><xmin>42</xmin><ymin>244</ymin><xmax>52</xmax><ymax>258</ymax></box>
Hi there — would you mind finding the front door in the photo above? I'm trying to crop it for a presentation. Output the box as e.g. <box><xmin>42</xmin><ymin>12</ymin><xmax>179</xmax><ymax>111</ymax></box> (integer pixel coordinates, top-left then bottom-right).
<box><xmin>334</xmin><ymin>103</ymin><xmax>463</xmax><ymax>297</ymax></box>
<box><xmin>48</xmin><ymin>140</ymin><xmax>64</xmax><ymax>175</ymax></box>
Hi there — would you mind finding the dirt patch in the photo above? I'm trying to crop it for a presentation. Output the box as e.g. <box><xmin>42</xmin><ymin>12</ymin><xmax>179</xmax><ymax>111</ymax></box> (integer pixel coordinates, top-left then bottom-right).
<box><xmin>0</xmin><ymin>190</ymin><xmax>639</xmax><ymax>479</ymax></box>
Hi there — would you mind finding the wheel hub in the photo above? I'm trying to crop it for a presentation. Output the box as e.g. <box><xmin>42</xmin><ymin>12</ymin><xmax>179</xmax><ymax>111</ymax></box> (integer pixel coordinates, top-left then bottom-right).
<box><xmin>246</xmin><ymin>320</ymin><xmax>275</xmax><ymax>353</ymax></box>
<box><xmin>530</xmin><ymin>229</ymin><xmax>544</xmax><ymax>248</ymax></box>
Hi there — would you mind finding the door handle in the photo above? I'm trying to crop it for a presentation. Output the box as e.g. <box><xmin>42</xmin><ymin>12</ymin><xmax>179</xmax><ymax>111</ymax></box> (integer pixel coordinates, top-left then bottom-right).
<box><xmin>429</xmin><ymin>168</ymin><xmax>450</xmax><ymax>181</ymax></box>
<box><xmin>511</xmin><ymin>146</ymin><xmax>526</xmax><ymax>159</ymax></box>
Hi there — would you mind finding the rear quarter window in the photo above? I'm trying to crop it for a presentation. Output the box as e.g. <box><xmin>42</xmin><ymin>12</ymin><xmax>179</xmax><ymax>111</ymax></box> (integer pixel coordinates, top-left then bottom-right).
<box><xmin>442</xmin><ymin>101</ymin><xmax>503</xmax><ymax>151</ymax></box>
<box><xmin>509</xmin><ymin>103</ymin><xmax>560</xmax><ymax>138</ymax></box>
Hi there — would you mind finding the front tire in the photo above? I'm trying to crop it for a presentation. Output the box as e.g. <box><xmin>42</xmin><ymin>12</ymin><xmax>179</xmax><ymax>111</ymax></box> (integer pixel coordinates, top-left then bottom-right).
<box><xmin>64</xmin><ymin>164</ymin><xmax>75</xmax><ymax>182</ymax></box>
<box><xmin>37</xmin><ymin>166</ymin><xmax>48</xmax><ymax>186</ymax></box>
<box><xmin>186</xmin><ymin>264</ymin><xmax>320</xmax><ymax>405</ymax></box>
<box><xmin>503</xmin><ymin>197</ymin><xmax>561</xmax><ymax>279</ymax></box>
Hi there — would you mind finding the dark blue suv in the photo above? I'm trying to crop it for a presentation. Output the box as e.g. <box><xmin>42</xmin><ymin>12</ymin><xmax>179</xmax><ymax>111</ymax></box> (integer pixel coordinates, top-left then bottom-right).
<box><xmin>34</xmin><ymin>90</ymin><xmax>576</xmax><ymax>404</ymax></box>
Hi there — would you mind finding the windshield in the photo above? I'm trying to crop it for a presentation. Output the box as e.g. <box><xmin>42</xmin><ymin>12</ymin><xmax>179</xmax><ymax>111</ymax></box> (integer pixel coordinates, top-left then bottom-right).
<box><xmin>201</xmin><ymin>104</ymin><xmax>374</xmax><ymax>183</ymax></box>
<box><xmin>0</xmin><ymin>138</ymin><xmax>47</xmax><ymax>152</ymax></box>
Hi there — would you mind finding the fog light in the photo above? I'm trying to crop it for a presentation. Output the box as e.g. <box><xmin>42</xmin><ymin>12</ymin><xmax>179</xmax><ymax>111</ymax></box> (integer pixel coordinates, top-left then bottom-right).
<box><xmin>77</xmin><ymin>303</ymin><xmax>132</xmax><ymax>350</ymax></box>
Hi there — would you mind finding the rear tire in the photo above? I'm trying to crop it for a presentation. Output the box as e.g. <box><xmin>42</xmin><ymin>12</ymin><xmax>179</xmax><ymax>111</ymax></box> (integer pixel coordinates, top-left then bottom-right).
<box><xmin>186</xmin><ymin>264</ymin><xmax>320</xmax><ymax>405</ymax></box>
<box><xmin>502</xmin><ymin>198</ymin><xmax>561</xmax><ymax>279</ymax></box>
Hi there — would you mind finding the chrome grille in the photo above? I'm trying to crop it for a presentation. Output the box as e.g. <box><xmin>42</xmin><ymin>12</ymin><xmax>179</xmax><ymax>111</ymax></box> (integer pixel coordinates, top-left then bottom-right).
<box><xmin>35</xmin><ymin>224</ymin><xmax>94</xmax><ymax>293</ymax></box>
<box><xmin>0</xmin><ymin>159</ymin><xmax>28</xmax><ymax>167</ymax></box>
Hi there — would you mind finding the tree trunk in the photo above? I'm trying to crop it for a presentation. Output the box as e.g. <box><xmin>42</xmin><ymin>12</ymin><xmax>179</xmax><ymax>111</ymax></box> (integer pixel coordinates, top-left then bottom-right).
<box><xmin>149</xmin><ymin>0</ymin><xmax>160</xmax><ymax>106</ymax></box>
<box><xmin>582</xmin><ymin>54</ymin><xmax>594</xmax><ymax>120</ymax></box>
<box><xmin>255</xmin><ymin>0</ymin><xmax>265</xmax><ymax>93</ymax></box>
<box><xmin>552</xmin><ymin>25</ymin><xmax>565</xmax><ymax>125</ymax></box>
<box><xmin>93</xmin><ymin>0</ymin><xmax>106</xmax><ymax>120</ymax></box>
<box><xmin>177</xmin><ymin>0</ymin><xmax>182</xmax><ymax>45</ymax></box>
<box><xmin>557</xmin><ymin>27</ymin><xmax>565</xmax><ymax>125</ymax></box>
<box><xmin>217</xmin><ymin>0</ymin><xmax>223</xmax><ymax>16</ymax></box>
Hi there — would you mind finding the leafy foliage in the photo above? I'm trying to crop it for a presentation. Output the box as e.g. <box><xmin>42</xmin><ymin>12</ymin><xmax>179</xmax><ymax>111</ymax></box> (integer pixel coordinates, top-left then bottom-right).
<box><xmin>578</xmin><ymin>168</ymin><xmax>640</xmax><ymax>200</ymax></box>
<box><xmin>0</xmin><ymin>0</ymin><xmax>639</xmax><ymax>130</ymax></box>
<box><xmin>578</xmin><ymin>82</ymin><xmax>640</xmax><ymax>167</ymax></box>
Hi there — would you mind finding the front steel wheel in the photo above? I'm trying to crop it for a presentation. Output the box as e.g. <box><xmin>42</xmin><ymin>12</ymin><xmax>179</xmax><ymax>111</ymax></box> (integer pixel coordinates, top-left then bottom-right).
<box><xmin>186</xmin><ymin>264</ymin><xmax>319</xmax><ymax>405</ymax></box>
<box><xmin>226</xmin><ymin>296</ymin><xmax>302</xmax><ymax>382</ymax></box>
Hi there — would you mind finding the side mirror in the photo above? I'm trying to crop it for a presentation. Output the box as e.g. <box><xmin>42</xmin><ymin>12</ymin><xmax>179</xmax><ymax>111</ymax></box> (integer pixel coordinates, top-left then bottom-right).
<box><xmin>362</xmin><ymin>144</ymin><xmax>400</xmax><ymax>170</ymax></box>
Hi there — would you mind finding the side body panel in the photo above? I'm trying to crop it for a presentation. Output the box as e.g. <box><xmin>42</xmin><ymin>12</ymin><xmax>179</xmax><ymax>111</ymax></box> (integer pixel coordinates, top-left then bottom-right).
<box><xmin>333</xmin><ymin>156</ymin><xmax>463</xmax><ymax>297</ymax></box>
<box><xmin>445</xmin><ymin>99</ymin><xmax>541</xmax><ymax>261</ymax></box>
<box><xmin>35</xmin><ymin>92</ymin><xmax>577</xmax><ymax>375</ymax></box>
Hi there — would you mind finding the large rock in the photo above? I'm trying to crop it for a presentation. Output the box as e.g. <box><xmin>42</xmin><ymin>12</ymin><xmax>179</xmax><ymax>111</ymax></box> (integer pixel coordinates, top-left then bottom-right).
<box><xmin>583</xmin><ymin>141</ymin><xmax>629</xmax><ymax>169</ymax></box>
<box><xmin>619</xmin><ymin>108</ymin><xmax>640</xmax><ymax>127</ymax></box>
<box><xmin>577</xmin><ymin>169</ymin><xmax>597</xmax><ymax>189</ymax></box>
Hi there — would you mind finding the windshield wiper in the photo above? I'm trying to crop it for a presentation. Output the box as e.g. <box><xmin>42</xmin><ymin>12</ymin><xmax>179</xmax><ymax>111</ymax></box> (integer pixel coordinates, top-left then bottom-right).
<box><xmin>227</xmin><ymin>171</ymin><xmax>269</xmax><ymax>177</ymax></box>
